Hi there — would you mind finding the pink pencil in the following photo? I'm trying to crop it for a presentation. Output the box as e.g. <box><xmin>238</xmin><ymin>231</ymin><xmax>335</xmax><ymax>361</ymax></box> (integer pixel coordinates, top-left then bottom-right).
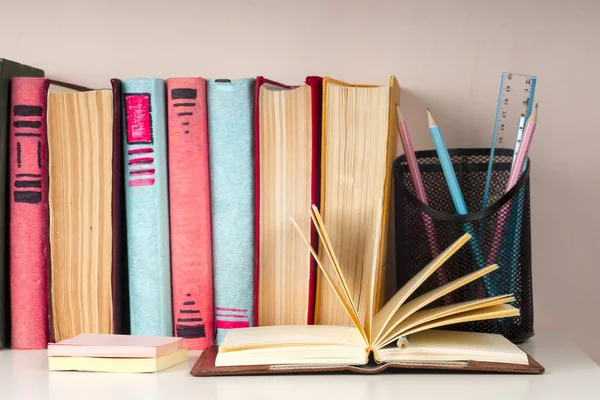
<box><xmin>487</xmin><ymin>104</ymin><xmax>538</xmax><ymax>265</ymax></box>
<box><xmin>396</xmin><ymin>105</ymin><xmax>446</xmax><ymax>285</ymax></box>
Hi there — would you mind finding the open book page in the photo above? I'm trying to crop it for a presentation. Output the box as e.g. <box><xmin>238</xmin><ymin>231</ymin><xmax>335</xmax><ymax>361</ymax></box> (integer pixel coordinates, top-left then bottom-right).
<box><xmin>373</xmin><ymin>264</ymin><xmax>498</xmax><ymax>347</ymax></box>
<box><xmin>216</xmin><ymin>344</ymin><xmax>369</xmax><ymax>367</ymax></box>
<box><xmin>219</xmin><ymin>325</ymin><xmax>366</xmax><ymax>352</ymax></box>
<box><xmin>376</xmin><ymin>295</ymin><xmax>514</xmax><ymax>348</ymax></box>
<box><xmin>216</xmin><ymin>325</ymin><xmax>368</xmax><ymax>368</ymax></box>
<box><xmin>371</xmin><ymin>233</ymin><xmax>471</xmax><ymax>344</ymax></box>
<box><xmin>375</xmin><ymin>330</ymin><xmax>528</xmax><ymax>365</ymax></box>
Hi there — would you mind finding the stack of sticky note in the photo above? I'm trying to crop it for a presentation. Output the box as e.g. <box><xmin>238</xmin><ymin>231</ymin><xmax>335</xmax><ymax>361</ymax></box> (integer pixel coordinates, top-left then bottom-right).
<box><xmin>48</xmin><ymin>334</ymin><xmax>188</xmax><ymax>373</ymax></box>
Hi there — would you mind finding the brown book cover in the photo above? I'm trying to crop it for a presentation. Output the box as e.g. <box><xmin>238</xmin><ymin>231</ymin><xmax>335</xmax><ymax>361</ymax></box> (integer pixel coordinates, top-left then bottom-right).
<box><xmin>191</xmin><ymin>345</ymin><xmax>544</xmax><ymax>376</ymax></box>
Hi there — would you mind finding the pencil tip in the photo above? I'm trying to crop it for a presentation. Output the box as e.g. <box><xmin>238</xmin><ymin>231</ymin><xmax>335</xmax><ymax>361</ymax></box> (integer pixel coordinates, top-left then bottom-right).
<box><xmin>426</xmin><ymin>108</ymin><xmax>436</xmax><ymax>127</ymax></box>
<box><xmin>528</xmin><ymin>103</ymin><xmax>538</xmax><ymax>123</ymax></box>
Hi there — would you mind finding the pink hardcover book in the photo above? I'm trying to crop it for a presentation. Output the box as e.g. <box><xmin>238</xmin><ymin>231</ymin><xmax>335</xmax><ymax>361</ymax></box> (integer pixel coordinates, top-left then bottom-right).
<box><xmin>166</xmin><ymin>78</ymin><xmax>214</xmax><ymax>350</ymax></box>
<box><xmin>47</xmin><ymin>333</ymin><xmax>182</xmax><ymax>358</ymax></box>
<box><xmin>9</xmin><ymin>77</ymin><xmax>50</xmax><ymax>349</ymax></box>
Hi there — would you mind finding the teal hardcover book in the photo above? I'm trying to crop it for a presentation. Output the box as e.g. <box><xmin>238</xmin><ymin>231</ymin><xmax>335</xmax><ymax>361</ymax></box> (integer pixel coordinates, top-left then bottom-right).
<box><xmin>207</xmin><ymin>78</ymin><xmax>255</xmax><ymax>344</ymax></box>
<box><xmin>121</xmin><ymin>78</ymin><xmax>173</xmax><ymax>336</ymax></box>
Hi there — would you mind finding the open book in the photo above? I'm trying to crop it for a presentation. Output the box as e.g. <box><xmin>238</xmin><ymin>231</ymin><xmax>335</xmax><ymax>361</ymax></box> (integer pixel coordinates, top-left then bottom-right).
<box><xmin>198</xmin><ymin>205</ymin><xmax>540</xmax><ymax>374</ymax></box>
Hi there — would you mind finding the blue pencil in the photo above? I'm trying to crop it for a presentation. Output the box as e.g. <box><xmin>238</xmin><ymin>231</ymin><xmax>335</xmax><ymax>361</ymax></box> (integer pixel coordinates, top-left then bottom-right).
<box><xmin>427</xmin><ymin>109</ymin><xmax>493</xmax><ymax>297</ymax></box>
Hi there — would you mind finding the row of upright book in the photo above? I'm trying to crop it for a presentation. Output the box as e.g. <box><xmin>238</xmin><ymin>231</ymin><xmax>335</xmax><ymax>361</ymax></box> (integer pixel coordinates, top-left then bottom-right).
<box><xmin>0</xmin><ymin>58</ymin><xmax>399</xmax><ymax>350</ymax></box>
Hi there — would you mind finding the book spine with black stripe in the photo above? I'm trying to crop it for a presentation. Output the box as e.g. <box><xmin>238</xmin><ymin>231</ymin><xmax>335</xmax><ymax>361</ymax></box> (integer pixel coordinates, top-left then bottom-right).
<box><xmin>9</xmin><ymin>77</ymin><xmax>50</xmax><ymax>349</ymax></box>
<box><xmin>0</xmin><ymin>59</ymin><xmax>44</xmax><ymax>349</ymax></box>
<box><xmin>166</xmin><ymin>78</ymin><xmax>214</xmax><ymax>349</ymax></box>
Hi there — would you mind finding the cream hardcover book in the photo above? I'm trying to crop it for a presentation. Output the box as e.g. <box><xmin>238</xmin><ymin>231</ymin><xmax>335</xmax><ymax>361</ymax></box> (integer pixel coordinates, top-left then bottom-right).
<box><xmin>316</xmin><ymin>76</ymin><xmax>399</xmax><ymax>327</ymax></box>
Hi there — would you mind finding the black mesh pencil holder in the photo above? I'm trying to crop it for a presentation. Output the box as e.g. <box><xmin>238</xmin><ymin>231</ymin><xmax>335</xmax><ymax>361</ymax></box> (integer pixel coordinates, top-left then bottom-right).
<box><xmin>393</xmin><ymin>148</ymin><xmax>534</xmax><ymax>343</ymax></box>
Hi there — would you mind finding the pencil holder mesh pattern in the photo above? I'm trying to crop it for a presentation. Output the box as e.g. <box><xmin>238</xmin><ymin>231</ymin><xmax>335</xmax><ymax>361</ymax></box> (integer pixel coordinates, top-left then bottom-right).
<box><xmin>393</xmin><ymin>148</ymin><xmax>534</xmax><ymax>343</ymax></box>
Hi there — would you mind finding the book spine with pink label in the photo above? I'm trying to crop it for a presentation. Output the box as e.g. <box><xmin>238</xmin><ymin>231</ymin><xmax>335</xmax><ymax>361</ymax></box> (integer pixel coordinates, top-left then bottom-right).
<box><xmin>121</xmin><ymin>78</ymin><xmax>173</xmax><ymax>336</ymax></box>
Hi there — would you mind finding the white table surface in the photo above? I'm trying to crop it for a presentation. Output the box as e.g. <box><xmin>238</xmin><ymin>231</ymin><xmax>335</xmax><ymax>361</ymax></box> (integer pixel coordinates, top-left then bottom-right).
<box><xmin>1</xmin><ymin>333</ymin><xmax>599</xmax><ymax>400</ymax></box>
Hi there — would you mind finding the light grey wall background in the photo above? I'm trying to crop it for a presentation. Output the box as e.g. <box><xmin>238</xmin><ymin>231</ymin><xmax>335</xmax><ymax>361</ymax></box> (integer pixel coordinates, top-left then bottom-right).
<box><xmin>1</xmin><ymin>0</ymin><xmax>598</xmax><ymax>361</ymax></box>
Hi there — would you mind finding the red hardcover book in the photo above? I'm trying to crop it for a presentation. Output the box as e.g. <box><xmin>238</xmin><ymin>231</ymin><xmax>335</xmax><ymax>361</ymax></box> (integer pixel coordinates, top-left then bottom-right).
<box><xmin>166</xmin><ymin>78</ymin><xmax>214</xmax><ymax>349</ymax></box>
<box><xmin>254</xmin><ymin>76</ymin><xmax>322</xmax><ymax>326</ymax></box>
<box><xmin>9</xmin><ymin>77</ymin><xmax>50</xmax><ymax>349</ymax></box>
<box><xmin>0</xmin><ymin>60</ymin><xmax>44</xmax><ymax>349</ymax></box>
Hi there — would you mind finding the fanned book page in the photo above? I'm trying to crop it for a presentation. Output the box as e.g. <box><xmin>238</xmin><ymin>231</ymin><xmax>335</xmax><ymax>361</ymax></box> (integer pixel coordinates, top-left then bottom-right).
<box><xmin>48</xmin><ymin>89</ymin><xmax>115</xmax><ymax>341</ymax></box>
<box><xmin>316</xmin><ymin>77</ymin><xmax>398</xmax><ymax>327</ymax></box>
<box><xmin>257</xmin><ymin>81</ymin><xmax>314</xmax><ymax>326</ymax></box>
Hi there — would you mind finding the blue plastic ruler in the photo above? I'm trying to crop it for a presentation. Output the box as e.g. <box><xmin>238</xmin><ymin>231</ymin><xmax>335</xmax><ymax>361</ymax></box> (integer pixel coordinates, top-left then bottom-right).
<box><xmin>482</xmin><ymin>72</ymin><xmax>537</xmax><ymax>208</ymax></box>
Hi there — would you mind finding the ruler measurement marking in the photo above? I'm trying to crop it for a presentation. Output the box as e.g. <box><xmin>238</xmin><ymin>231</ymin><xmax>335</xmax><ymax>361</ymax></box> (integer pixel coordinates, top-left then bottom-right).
<box><xmin>482</xmin><ymin>72</ymin><xmax>536</xmax><ymax>210</ymax></box>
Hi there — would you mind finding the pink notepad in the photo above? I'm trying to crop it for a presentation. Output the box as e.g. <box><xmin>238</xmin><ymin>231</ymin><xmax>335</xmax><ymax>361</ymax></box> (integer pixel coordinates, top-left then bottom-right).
<box><xmin>48</xmin><ymin>334</ymin><xmax>183</xmax><ymax>358</ymax></box>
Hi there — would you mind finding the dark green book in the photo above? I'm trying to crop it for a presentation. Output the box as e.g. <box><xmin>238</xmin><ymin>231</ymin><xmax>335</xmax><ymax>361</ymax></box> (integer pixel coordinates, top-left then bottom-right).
<box><xmin>0</xmin><ymin>59</ymin><xmax>44</xmax><ymax>348</ymax></box>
